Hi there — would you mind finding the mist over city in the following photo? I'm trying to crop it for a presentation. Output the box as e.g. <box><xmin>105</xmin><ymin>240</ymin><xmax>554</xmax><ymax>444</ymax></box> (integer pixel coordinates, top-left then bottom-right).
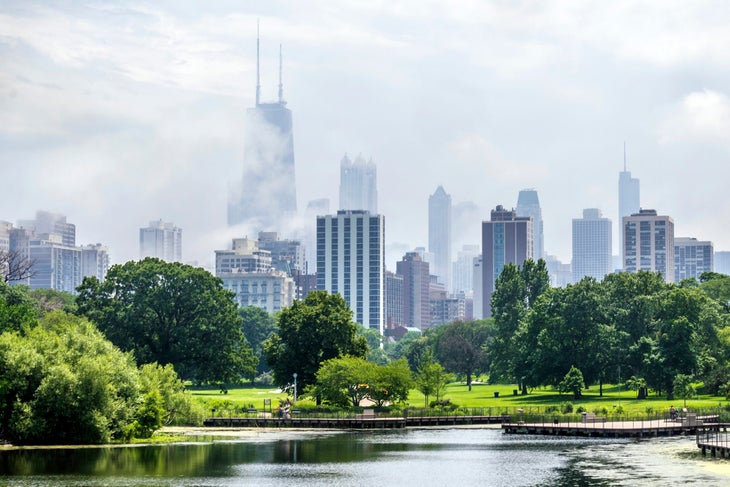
<box><xmin>2</xmin><ymin>1</ymin><xmax>729</xmax><ymax>282</ymax></box>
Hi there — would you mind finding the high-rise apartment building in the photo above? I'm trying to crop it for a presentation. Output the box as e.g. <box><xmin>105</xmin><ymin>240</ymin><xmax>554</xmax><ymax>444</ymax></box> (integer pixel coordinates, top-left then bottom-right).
<box><xmin>28</xmin><ymin>234</ymin><xmax>82</xmax><ymax>293</ymax></box>
<box><xmin>228</xmin><ymin>37</ymin><xmax>296</xmax><ymax>232</ymax></box>
<box><xmin>258</xmin><ymin>231</ymin><xmax>306</xmax><ymax>275</ymax></box>
<box><xmin>674</xmin><ymin>237</ymin><xmax>713</xmax><ymax>282</ymax></box>
<box><xmin>316</xmin><ymin>210</ymin><xmax>384</xmax><ymax>333</ymax></box>
<box><xmin>716</xmin><ymin>251</ymin><xmax>730</xmax><ymax>276</ymax></box>
<box><xmin>385</xmin><ymin>270</ymin><xmax>404</xmax><ymax>328</ymax></box>
<box><xmin>139</xmin><ymin>220</ymin><xmax>182</xmax><ymax>262</ymax></box>
<box><xmin>428</xmin><ymin>185</ymin><xmax>452</xmax><ymax>291</ymax></box>
<box><xmin>618</xmin><ymin>150</ymin><xmax>640</xmax><ymax>264</ymax></box>
<box><xmin>572</xmin><ymin>208</ymin><xmax>612</xmax><ymax>282</ymax></box>
<box><xmin>80</xmin><ymin>244</ymin><xmax>110</xmax><ymax>281</ymax></box>
<box><xmin>481</xmin><ymin>205</ymin><xmax>533</xmax><ymax>318</ymax></box>
<box><xmin>396</xmin><ymin>252</ymin><xmax>432</xmax><ymax>330</ymax></box>
<box><xmin>623</xmin><ymin>209</ymin><xmax>674</xmax><ymax>282</ymax></box>
<box><xmin>516</xmin><ymin>189</ymin><xmax>544</xmax><ymax>260</ymax></box>
<box><xmin>339</xmin><ymin>154</ymin><xmax>377</xmax><ymax>214</ymax></box>
<box><xmin>452</xmin><ymin>244</ymin><xmax>480</xmax><ymax>295</ymax></box>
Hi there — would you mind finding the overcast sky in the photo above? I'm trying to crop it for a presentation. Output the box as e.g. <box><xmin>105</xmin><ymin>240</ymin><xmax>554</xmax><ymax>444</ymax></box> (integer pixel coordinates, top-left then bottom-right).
<box><xmin>2</xmin><ymin>1</ymin><xmax>729</xmax><ymax>270</ymax></box>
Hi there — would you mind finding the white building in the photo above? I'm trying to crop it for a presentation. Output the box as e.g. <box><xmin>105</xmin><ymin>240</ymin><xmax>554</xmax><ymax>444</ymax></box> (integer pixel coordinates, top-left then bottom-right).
<box><xmin>623</xmin><ymin>209</ymin><xmax>674</xmax><ymax>283</ymax></box>
<box><xmin>139</xmin><ymin>220</ymin><xmax>182</xmax><ymax>262</ymax></box>
<box><xmin>572</xmin><ymin>208</ymin><xmax>612</xmax><ymax>282</ymax></box>
<box><xmin>81</xmin><ymin>244</ymin><xmax>110</xmax><ymax>281</ymax></box>
<box><xmin>675</xmin><ymin>237</ymin><xmax>713</xmax><ymax>282</ymax></box>
<box><xmin>428</xmin><ymin>185</ymin><xmax>452</xmax><ymax>291</ymax></box>
<box><xmin>339</xmin><ymin>154</ymin><xmax>378</xmax><ymax>214</ymax></box>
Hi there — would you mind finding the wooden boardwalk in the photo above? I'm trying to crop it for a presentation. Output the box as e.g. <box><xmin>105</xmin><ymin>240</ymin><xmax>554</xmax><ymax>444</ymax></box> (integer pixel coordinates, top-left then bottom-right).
<box><xmin>502</xmin><ymin>416</ymin><xmax>718</xmax><ymax>438</ymax></box>
<box><xmin>204</xmin><ymin>414</ymin><xmax>507</xmax><ymax>429</ymax></box>
<box><xmin>697</xmin><ymin>423</ymin><xmax>730</xmax><ymax>457</ymax></box>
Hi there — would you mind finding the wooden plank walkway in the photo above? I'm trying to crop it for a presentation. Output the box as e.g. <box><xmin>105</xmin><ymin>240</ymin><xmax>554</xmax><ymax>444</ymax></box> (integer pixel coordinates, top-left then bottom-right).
<box><xmin>204</xmin><ymin>415</ymin><xmax>507</xmax><ymax>429</ymax></box>
<box><xmin>697</xmin><ymin>423</ymin><xmax>730</xmax><ymax>457</ymax></box>
<box><xmin>502</xmin><ymin>416</ymin><xmax>718</xmax><ymax>438</ymax></box>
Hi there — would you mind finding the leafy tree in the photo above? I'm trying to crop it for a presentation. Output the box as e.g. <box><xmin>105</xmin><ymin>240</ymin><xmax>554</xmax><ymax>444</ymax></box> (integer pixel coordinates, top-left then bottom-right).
<box><xmin>29</xmin><ymin>288</ymin><xmax>77</xmax><ymax>315</ymax></box>
<box><xmin>673</xmin><ymin>373</ymin><xmax>696</xmax><ymax>408</ymax></box>
<box><xmin>76</xmin><ymin>258</ymin><xmax>257</xmax><ymax>385</ymax></box>
<box><xmin>368</xmin><ymin>359</ymin><xmax>413</xmax><ymax>407</ymax></box>
<box><xmin>313</xmin><ymin>356</ymin><xmax>374</xmax><ymax>407</ymax></box>
<box><xmin>625</xmin><ymin>375</ymin><xmax>648</xmax><ymax>399</ymax></box>
<box><xmin>415</xmin><ymin>361</ymin><xmax>451</xmax><ymax>407</ymax></box>
<box><xmin>263</xmin><ymin>291</ymin><xmax>367</xmax><ymax>401</ymax></box>
<box><xmin>0</xmin><ymin>281</ymin><xmax>38</xmax><ymax>333</ymax></box>
<box><xmin>0</xmin><ymin>311</ymin><xmax>140</xmax><ymax>444</ymax></box>
<box><xmin>132</xmin><ymin>389</ymin><xmax>165</xmax><ymax>438</ymax></box>
<box><xmin>138</xmin><ymin>362</ymin><xmax>201</xmax><ymax>426</ymax></box>
<box><xmin>436</xmin><ymin>320</ymin><xmax>491</xmax><ymax>390</ymax></box>
<box><xmin>239</xmin><ymin>306</ymin><xmax>277</xmax><ymax>377</ymax></box>
<box><xmin>558</xmin><ymin>366</ymin><xmax>585</xmax><ymax>400</ymax></box>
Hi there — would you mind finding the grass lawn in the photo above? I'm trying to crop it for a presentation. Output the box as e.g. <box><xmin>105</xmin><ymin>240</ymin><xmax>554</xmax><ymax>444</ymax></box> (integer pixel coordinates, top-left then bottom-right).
<box><xmin>189</xmin><ymin>382</ymin><xmax>727</xmax><ymax>418</ymax></box>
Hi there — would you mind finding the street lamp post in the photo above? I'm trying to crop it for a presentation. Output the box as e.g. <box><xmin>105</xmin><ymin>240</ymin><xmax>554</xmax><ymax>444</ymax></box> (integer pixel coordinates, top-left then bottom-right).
<box><xmin>293</xmin><ymin>373</ymin><xmax>298</xmax><ymax>404</ymax></box>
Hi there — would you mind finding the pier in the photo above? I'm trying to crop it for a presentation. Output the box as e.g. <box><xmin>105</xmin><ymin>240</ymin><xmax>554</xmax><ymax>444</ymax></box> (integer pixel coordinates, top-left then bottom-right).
<box><xmin>697</xmin><ymin>424</ymin><xmax>730</xmax><ymax>457</ymax></box>
<box><xmin>204</xmin><ymin>414</ymin><xmax>508</xmax><ymax>429</ymax></box>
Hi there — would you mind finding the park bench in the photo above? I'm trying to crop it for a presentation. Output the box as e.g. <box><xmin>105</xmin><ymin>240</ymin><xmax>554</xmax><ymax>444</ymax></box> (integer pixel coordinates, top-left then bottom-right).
<box><xmin>582</xmin><ymin>412</ymin><xmax>607</xmax><ymax>423</ymax></box>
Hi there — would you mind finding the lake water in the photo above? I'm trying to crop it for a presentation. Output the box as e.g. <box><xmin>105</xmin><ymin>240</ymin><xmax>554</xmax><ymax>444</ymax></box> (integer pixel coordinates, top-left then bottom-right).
<box><xmin>2</xmin><ymin>427</ymin><xmax>730</xmax><ymax>486</ymax></box>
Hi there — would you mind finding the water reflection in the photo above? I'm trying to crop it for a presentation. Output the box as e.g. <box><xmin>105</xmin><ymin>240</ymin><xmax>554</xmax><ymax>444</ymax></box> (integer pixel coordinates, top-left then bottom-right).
<box><xmin>1</xmin><ymin>429</ymin><xmax>729</xmax><ymax>486</ymax></box>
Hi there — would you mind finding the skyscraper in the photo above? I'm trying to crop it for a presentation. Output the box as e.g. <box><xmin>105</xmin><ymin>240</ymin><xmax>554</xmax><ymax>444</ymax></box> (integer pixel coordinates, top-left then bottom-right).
<box><xmin>396</xmin><ymin>251</ymin><xmax>432</xmax><ymax>330</ymax></box>
<box><xmin>623</xmin><ymin>209</ymin><xmax>674</xmax><ymax>282</ymax></box>
<box><xmin>716</xmin><ymin>251</ymin><xmax>730</xmax><ymax>276</ymax></box>
<box><xmin>339</xmin><ymin>154</ymin><xmax>377</xmax><ymax>213</ymax></box>
<box><xmin>139</xmin><ymin>220</ymin><xmax>182</xmax><ymax>262</ymax></box>
<box><xmin>516</xmin><ymin>189</ymin><xmax>544</xmax><ymax>260</ymax></box>
<box><xmin>317</xmin><ymin>210</ymin><xmax>384</xmax><ymax>333</ymax></box>
<box><xmin>81</xmin><ymin>244</ymin><xmax>110</xmax><ymax>281</ymax></box>
<box><xmin>674</xmin><ymin>237</ymin><xmax>713</xmax><ymax>282</ymax></box>
<box><xmin>481</xmin><ymin>205</ymin><xmax>533</xmax><ymax>318</ymax></box>
<box><xmin>428</xmin><ymin>185</ymin><xmax>452</xmax><ymax>291</ymax></box>
<box><xmin>572</xmin><ymin>208</ymin><xmax>612</xmax><ymax>282</ymax></box>
<box><xmin>452</xmin><ymin>244</ymin><xmax>480</xmax><ymax>295</ymax></box>
<box><xmin>228</xmin><ymin>34</ymin><xmax>296</xmax><ymax>232</ymax></box>
<box><xmin>618</xmin><ymin>146</ymin><xmax>640</xmax><ymax>264</ymax></box>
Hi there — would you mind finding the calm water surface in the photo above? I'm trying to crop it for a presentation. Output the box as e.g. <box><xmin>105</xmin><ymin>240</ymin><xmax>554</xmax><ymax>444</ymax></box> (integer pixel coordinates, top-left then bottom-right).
<box><xmin>2</xmin><ymin>427</ymin><xmax>730</xmax><ymax>486</ymax></box>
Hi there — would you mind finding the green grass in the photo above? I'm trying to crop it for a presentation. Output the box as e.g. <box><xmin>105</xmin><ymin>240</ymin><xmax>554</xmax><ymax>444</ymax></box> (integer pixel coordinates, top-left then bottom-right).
<box><xmin>188</xmin><ymin>382</ymin><xmax>728</xmax><ymax>418</ymax></box>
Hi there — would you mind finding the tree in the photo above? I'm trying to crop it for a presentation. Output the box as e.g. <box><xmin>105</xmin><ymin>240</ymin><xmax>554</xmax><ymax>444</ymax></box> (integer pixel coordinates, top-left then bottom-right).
<box><xmin>76</xmin><ymin>258</ymin><xmax>257</xmax><ymax>385</ymax></box>
<box><xmin>263</xmin><ymin>291</ymin><xmax>367</xmax><ymax>401</ymax></box>
<box><xmin>436</xmin><ymin>320</ymin><xmax>491</xmax><ymax>390</ymax></box>
<box><xmin>369</xmin><ymin>359</ymin><xmax>413</xmax><ymax>407</ymax></box>
<box><xmin>415</xmin><ymin>361</ymin><xmax>451</xmax><ymax>407</ymax></box>
<box><xmin>673</xmin><ymin>373</ymin><xmax>696</xmax><ymax>408</ymax></box>
<box><xmin>0</xmin><ymin>248</ymin><xmax>34</xmax><ymax>283</ymax></box>
<box><xmin>625</xmin><ymin>375</ymin><xmax>648</xmax><ymax>399</ymax></box>
<box><xmin>0</xmin><ymin>311</ymin><xmax>140</xmax><ymax>444</ymax></box>
<box><xmin>313</xmin><ymin>356</ymin><xmax>374</xmax><ymax>407</ymax></box>
<box><xmin>0</xmin><ymin>281</ymin><xmax>38</xmax><ymax>333</ymax></box>
<box><xmin>559</xmin><ymin>366</ymin><xmax>585</xmax><ymax>400</ymax></box>
<box><xmin>239</xmin><ymin>306</ymin><xmax>277</xmax><ymax>378</ymax></box>
<box><xmin>138</xmin><ymin>362</ymin><xmax>200</xmax><ymax>426</ymax></box>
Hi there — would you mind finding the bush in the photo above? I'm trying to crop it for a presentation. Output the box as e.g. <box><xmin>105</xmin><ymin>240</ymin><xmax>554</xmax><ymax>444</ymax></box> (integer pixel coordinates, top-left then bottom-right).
<box><xmin>576</xmin><ymin>406</ymin><xmax>586</xmax><ymax>414</ymax></box>
<box><xmin>545</xmin><ymin>405</ymin><xmax>560</xmax><ymax>414</ymax></box>
<box><xmin>560</xmin><ymin>402</ymin><xmax>573</xmax><ymax>414</ymax></box>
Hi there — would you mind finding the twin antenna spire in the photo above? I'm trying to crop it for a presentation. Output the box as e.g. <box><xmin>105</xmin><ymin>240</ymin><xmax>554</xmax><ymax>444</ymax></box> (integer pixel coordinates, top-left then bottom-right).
<box><xmin>255</xmin><ymin>21</ymin><xmax>284</xmax><ymax>107</ymax></box>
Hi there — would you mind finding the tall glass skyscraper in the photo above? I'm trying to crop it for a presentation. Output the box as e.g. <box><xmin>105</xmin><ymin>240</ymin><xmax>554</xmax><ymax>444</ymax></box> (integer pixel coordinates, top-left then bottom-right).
<box><xmin>572</xmin><ymin>208</ymin><xmax>612</xmax><ymax>282</ymax></box>
<box><xmin>228</xmin><ymin>38</ymin><xmax>297</xmax><ymax>232</ymax></box>
<box><xmin>339</xmin><ymin>154</ymin><xmax>377</xmax><ymax>214</ymax></box>
<box><xmin>428</xmin><ymin>185</ymin><xmax>452</xmax><ymax>291</ymax></box>
<box><xmin>516</xmin><ymin>189</ymin><xmax>544</xmax><ymax>260</ymax></box>
<box><xmin>618</xmin><ymin>148</ymin><xmax>640</xmax><ymax>264</ymax></box>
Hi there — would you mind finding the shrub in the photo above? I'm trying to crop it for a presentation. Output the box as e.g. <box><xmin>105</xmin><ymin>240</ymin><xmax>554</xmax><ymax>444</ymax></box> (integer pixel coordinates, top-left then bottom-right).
<box><xmin>576</xmin><ymin>406</ymin><xmax>586</xmax><ymax>414</ymax></box>
<box><xmin>561</xmin><ymin>402</ymin><xmax>573</xmax><ymax>414</ymax></box>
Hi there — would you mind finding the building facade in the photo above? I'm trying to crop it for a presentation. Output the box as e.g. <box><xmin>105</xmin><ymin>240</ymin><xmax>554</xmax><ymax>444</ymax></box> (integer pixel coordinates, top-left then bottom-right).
<box><xmin>428</xmin><ymin>185</ymin><xmax>452</xmax><ymax>291</ymax></box>
<box><xmin>516</xmin><ymin>189</ymin><xmax>544</xmax><ymax>260</ymax></box>
<box><xmin>623</xmin><ymin>209</ymin><xmax>674</xmax><ymax>282</ymax></box>
<box><xmin>396</xmin><ymin>252</ymin><xmax>432</xmax><ymax>330</ymax></box>
<box><xmin>316</xmin><ymin>210</ymin><xmax>385</xmax><ymax>333</ymax></box>
<box><xmin>28</xmin><ymin>235</ymin><xmax>82</xmax><ymax>293</ymax></box>
<box><xmin>139</xmin><ymin>220</ymin><xmax>182</xmax><ymax>262</ymax></box>
<box><xmin>618</xmin><ymin>157</ymin><xmax>640</xmax><ymax>264</ymax></box>
<box><xmin>716</xmin><ymin>251</ymin><xmax>730</xmax><ymax>276</ymax></box>
<box><xmin>80</xmin><ymin>244</ymin><xmax>110</xmax><ymax>281</ymax></box>
<box><xmin>452</xmin><ymin>244</ymin><xmax>480</xmax><ymax>295</ymax></box>
<box><xmin>674</xmin><ymin>237</ymin><xmax>713</xmax><ymax>282</ymax></box>
<box><xmin>339</xmin><ymin>154</ymin><xmax>377</xmax><ymax>214</ymax></box>
<box><xmin>572</xmin><ymin>208</ymin><xmax>612</xmax><ymax>282</ymax></box>
<box><xmin>385</xmin><ymin>270</ymin><xmax>404</xmax><ymax>329</ymax></box>
<box><xmin>481</xmin><ymin>205</ymin><xmax>533</xmax><ymax>318</ymax></box>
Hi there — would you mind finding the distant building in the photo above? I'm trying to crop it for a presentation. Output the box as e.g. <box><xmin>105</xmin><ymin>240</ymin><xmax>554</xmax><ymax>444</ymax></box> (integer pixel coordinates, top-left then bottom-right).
<box><xmin>258</xmin><ymin>231</ymin><xmax>306</xmax><ymax>275</ymax></box>
<box><xmin>396</xmin><ymin>252</ymin><xmax>431</xmax><ymax>330</ymax></box>
<box><xmin>28</xmin><ymin>234</ymin><xmax>81</xmax><ymax>293</ymax></box>
<box><xmin>481</xmin><ymin>205</ymin><xmax>533</xmax><ymax>317</ymax></box>
<box><xmin>516</xmin><ymin>189</ymin><xmax>544</xmax><ymax>260</ymax></box>
<box><xmin>139</xmin><ymin>220</ymin><xmax>182</xmax><ymax>262</ymax></box>
<box><xmin>716</xmin><ymin>251</ymin><xmax>730</xmax><ymax>276</ymax></box>
<box><xmin>18</xmin><ymin>211</ymin><xmax>76</xmax><ymax>247</ymax></box>
<box><xmin>430</xmin><ymin>281</ymin><xmax>464</xmax><ymax>326</ymax></box>
<box><xmin>544</xmin><ymin>254</ymin><xmax>572</xmax><ymax>288</ymax></box>
<box><xmin>674</xmin><ymin>237</ymin><xmax>713</xmax><ymax>282</ymax></box>
<box><xmin>81</xmin><ymin>244</ymin><xmax>110</xmax><ymax>281</ymax></box>
<box><xmin>428</xmin><ymin>185</ymin><xmax>452</xmax><ymax>291</ymax></box>
<box><xmin>618</xmin><ymin>150</ymin><xmax>640</xmax><ymax>264</ymax></box>
<box><xmin>339</xmin><ymin>154</ymin><xmax>377</xmax><ymax>214</ymax></box>
<box><xmin>623</xmin><ymin>209</ymin><xmax>674</xmax><ymax>282</ymax></box>
<box><xmin>385</xmin><ymin>270</ymin><xmax>404</xmax><ymax>329</ymax></box>
<box><xmin>317</xmin><ymin>210</ymin><xmax>385</xmax><ymax>333</ymax></box>
<box><xmin>473</xmin><ymin>255</ymin><xmax>483</xmax><ymax>319</ymax></box>
<box><xmin>215</xmin><ymin>238</ymin><xmax>272</xmax><ymax>274</ymax></box>
<box><xmin>572</xmin><ymin>208</ymin><xmax>612</xmax><ymax>282</ymax></box>
<box><xmin>452</xmin><ymin>244</ymin><xmax>480</xmax><ymax>295</ymax></box>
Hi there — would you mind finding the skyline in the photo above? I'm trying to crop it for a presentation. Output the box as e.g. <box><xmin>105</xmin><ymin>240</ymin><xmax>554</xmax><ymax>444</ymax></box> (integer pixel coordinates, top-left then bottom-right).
<box><xmin>2</xmin><ymin>1</ymin><xmax>730</xmax><ymax>270</ymax></box>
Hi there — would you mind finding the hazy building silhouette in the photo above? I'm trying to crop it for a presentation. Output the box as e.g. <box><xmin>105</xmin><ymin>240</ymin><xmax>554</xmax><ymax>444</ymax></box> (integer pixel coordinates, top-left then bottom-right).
<box><xmin>228</xmin><ymin>36</ymin><xmax>296</xmax><ymax>232</ymax></box>
<box><xmin>516</xmin><ymin>189</ymin><xmax>544</xmax><ymax>260</ymax></box>
<box><xmin>623</xmin><ymin>209</ymin><xmax>674</xmax><ymax>282</ymax></box>
<box><xmin>618</xmin><ymin>147</ymin><xmax>640</xmax><ymax>264</ymax></box>
<box><xmin>428</xmin><ymin>185</ymin><xmax>452</xmax><ymax>291</ymax></box>
<box><xmin>544</xmin><ymin>254</ymin><xmax>572</xmax><ymax>288</ymax></box>
<box><xmin>396</xmin><ymin>251</ymin><xmax>431</xmax><ymax>330</ymax></box>
<box><xmin>674</xmin><ymin>237</ymin><xmax>713</xmax><ymax>282</ymax></box>
<box><xmin>572</xmin><ymin>208</ymin><xmax>612</xmax><ymax>282</ymax></box>
<box><xmin>481</xmin><ymin>205</ymin><xmax>533</xmax><ymax>318</ymax></box>
<box><xmin>81</xmin><ymin>244</ymin><xmax>109</xmax><ymax>281</ymax></box>
<box><xmin>139</xmin><ymin>220</ymin><xmax>182</xmax><ymax>262</ymax></box>
<box><xmin>339</xmin><ymin>154</ymin><xmax>377</xmax><ymax>213</ymax></box>
<box><xmin>716</xmin><ymin>251</ymin><xmax>730</xmax><ymax>276</ymax></box>
<box><xmin>385</xmin><ymin>270</ymin><xmax>404</xmax><ymax>328</ymax></box>
<box><xmin>317</xmin><ymin>210</ymin><xmax>384</xmax><ymax>333</ymax></box>
<box><xmin>452</xmin><ymin>244</ymin><xmax>480</xmax><ymax>295</ymax></box>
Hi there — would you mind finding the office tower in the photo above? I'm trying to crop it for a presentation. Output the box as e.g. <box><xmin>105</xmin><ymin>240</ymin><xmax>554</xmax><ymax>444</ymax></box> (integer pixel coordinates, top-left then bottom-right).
<box><xmin>228</xmin><ymin>36</ymin><xmax>296</xmax><ymax>232</ymax></box>
<box><xmin>572</xmin><ymin>208</ymin><xmax>612</xmax><ymax>282</ymax></box>
<box><xmin>139</xmin><ymin>220</ymin><xmax>182</xmax><ymax>262</ymax></box>
<box><xmin>716</xmin><ymin>251</ymin><xmax>730</xmax><ymax>276</ymax></box>
<box><xmin>544</xmin><ymin>254</ymin><xmax>573</xmax><ymax>287</ymax></box>
<box><xmin>81</xmin><ymin>244</ymin><xmax>109</xmax><ymax>281</ymax></box>
<box><xmin>481</xmin><ymin>205</ymin><xmax>533</xmax><ymax>318</ymax></box>
<box><xmin>28</xmin><ymin>234</ymin><xmax>82</xmax><ymax>292</ymax></box>
<box><xmin>430</xmin><ymin>279</ymin><xmax>464</xmax><ymax>326</ymax></box>
<box><xmin>428</xmin><ymin>185</ymin><xmax>452</xmax><ymax>291</ymax></box>
<box><xmin>516</xmin><ymin>189</ymin><xmax>544</xmax><ymax>260</ymax></box>
<box><xmin>623</xmin><ymin>209</ymin><xmax>674</xmax><ymax>282</ymax></box>
<box><xmin>258</xmin><ymin>231</ymin><xmax>306</xmax><ymax>275</ymax></box>
<box><xmin>339</xmin><ymin>154</ymin><xmax>377</xmax><ymax>213</ymax></box>
<box><xmin>675</xmin><ymin>237</ymin><xmax>713</xmax><ymax>282</ymax></box>
<box><xmin>385</xmin><ymin>270</ymin><xmax>404</xmax><ymax>328</ymax></box>
<box><xmin>452</xmin><ymin>244</ymin><xmax>480</xmax><ymax>295</ymax></box>
<box><xmin>473</xmin><ymin>255</ymin><xmax>483</xmax><ymax>319</ymax></box>
<box><xmin>17</xmin><ymin>211</ymin><xmax>76</xmax><ymax>247</ymax></box>
<box><xmin>215</xmin><ymin>238</ymin><xmax>294</xmax><ymax>314</ymax></box>
<box><xmin>316</xmin><ymin>210</ymin><xmax>384</xmax><ymax>333</ymax></box>
<box><xmin>618</xmin><ymin>147</ymin><xmax>640</xmax><ymax>263</ymax></box>
<box><xmin>396</xmin><ymin>252</ymin><xmax>432</xmax><ymax>330</ymax></box>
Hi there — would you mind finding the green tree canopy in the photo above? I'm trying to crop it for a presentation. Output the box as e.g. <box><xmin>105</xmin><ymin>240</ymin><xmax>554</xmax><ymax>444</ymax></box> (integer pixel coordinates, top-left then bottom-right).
<box><xmin>76</xmin><ymin>258</ymin><xmax>257</xmax><ymax>384</ymax></box>
<box><xmin>559</xmin><ymin>365</ymin><xmax>585</xmax><ymax>400</ymax></box>
<box><xmin>0</xmin><ymin>281</ymin><xmax>38</xmax><ymax>334</ymax></box>
<box><xmin>239</xmin><ymin>306</ymin><xmax>277</xmax><ymax>377</ymax></box>
<box><xmin>263</xmin><ymin>291</ymin><xmax>368</xmax><ymax>400</ymax></box>
<box><xmin>435</xmin><ymin>320</ymin><xmax>492</xmax><ymax>390</ymax></box>
<box><xmin>313</xmin><ymin>355</ymin><xmax>374</xmax><ymax>407</ymax></box>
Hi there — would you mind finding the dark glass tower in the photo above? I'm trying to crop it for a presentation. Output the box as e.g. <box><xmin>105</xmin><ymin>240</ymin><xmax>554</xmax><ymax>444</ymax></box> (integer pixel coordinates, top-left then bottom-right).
<box><xmin>228</xmin><ymin>36</ymin><xmax>297</xmax><ymax>232</ymax></box>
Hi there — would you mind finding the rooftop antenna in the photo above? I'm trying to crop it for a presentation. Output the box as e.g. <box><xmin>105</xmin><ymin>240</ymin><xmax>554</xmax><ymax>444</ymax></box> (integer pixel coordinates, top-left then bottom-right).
<box><xmin>256</xmin><ymin>20</ymin><xmax>261</xmax><ymax>106</ymax></box>
<box><xmin>278</xmin><ymin>43</ymin><xmax>284</xmax><ymax>104</ymax></box>
<box><xmin>623</xmin><ymin>141</ymin><xmax>627</xmax><ymax>172</ymax></box>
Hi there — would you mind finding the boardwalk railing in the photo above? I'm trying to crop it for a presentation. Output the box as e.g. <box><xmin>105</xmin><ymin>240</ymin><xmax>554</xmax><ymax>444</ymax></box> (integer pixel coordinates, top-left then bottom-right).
<box><xmin>697</xmin><ymin>424</ymin><xmax>730</xmax><ymax>457</ymax></box>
